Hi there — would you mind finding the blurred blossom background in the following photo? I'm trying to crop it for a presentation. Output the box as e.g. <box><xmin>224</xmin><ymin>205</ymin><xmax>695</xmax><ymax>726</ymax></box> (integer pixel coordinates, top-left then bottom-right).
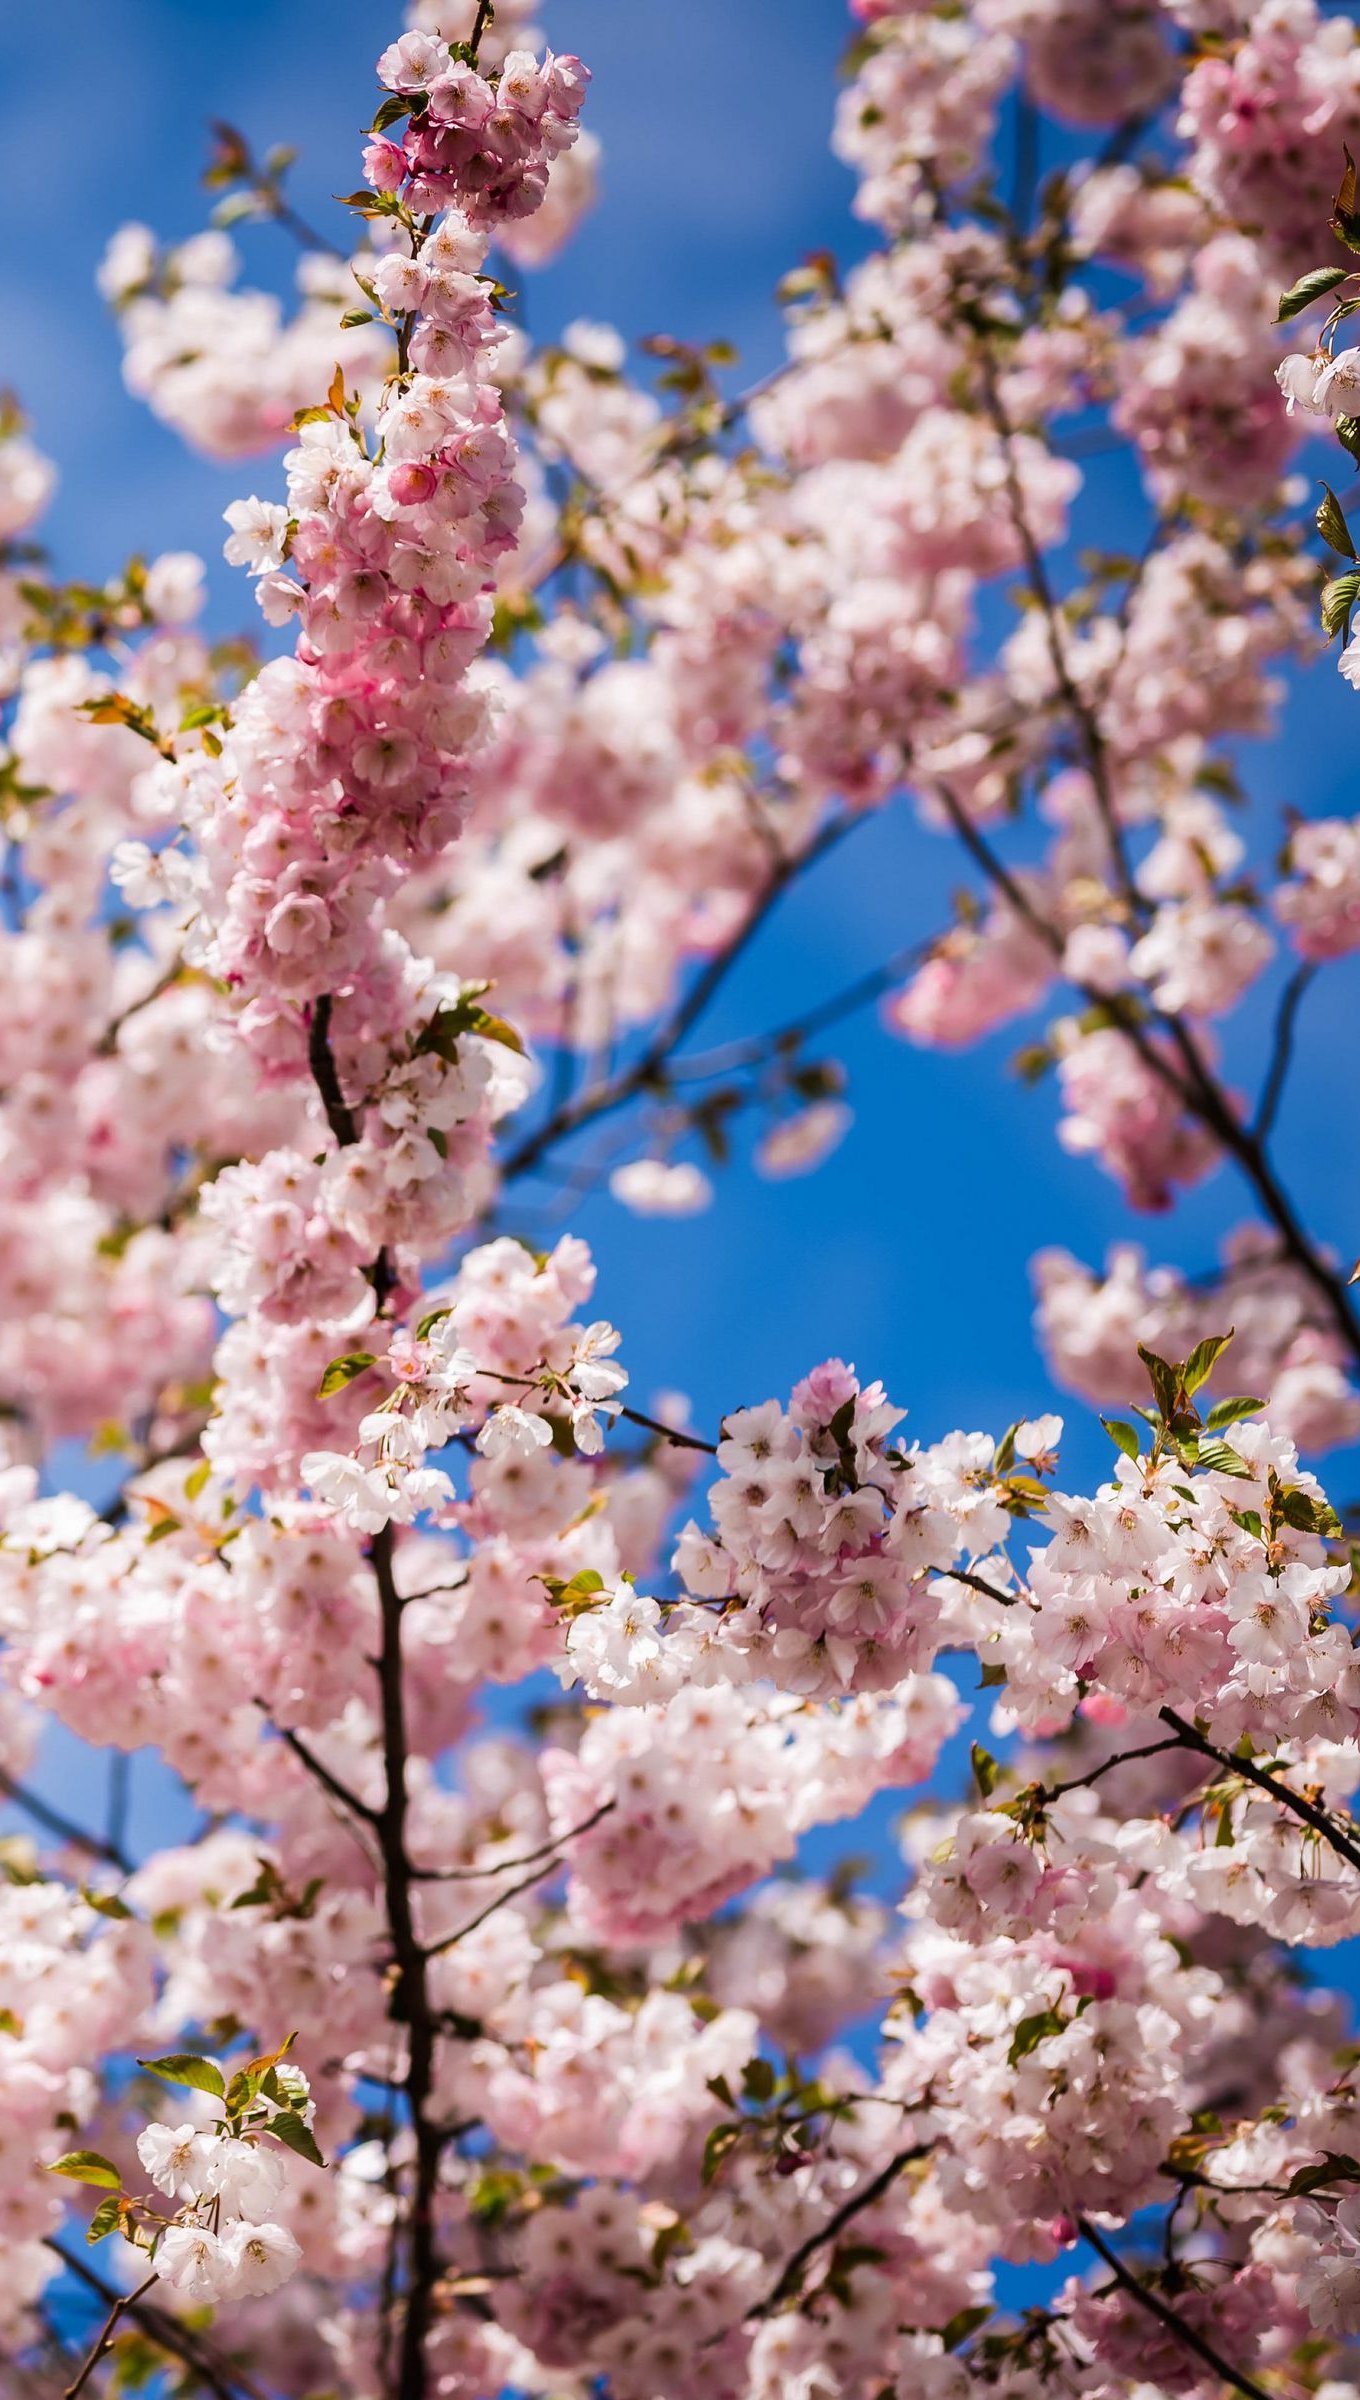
<box><xmin>2</xmin><ymin>0</ymin><xmax>1359</xmax><ymax>1933</ymax></box>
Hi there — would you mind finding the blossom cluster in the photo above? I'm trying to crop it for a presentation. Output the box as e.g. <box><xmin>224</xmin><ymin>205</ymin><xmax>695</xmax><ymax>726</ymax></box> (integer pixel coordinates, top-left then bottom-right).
<box><xmin>6</xmin><ymin>0</ymin><xmax>1360</xmax><ymax>2395</ymax></box>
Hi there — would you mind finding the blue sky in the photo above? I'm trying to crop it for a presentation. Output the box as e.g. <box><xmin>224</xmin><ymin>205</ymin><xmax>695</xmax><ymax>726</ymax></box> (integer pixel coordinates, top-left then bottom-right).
<box><xmin>4</xmin><ymin>3</ymin><xmax>1360</xmax><ymax>1883</ymax></box>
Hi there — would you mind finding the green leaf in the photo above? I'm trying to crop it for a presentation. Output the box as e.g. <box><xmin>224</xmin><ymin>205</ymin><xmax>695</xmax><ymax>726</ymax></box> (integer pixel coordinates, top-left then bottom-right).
<box><xmin>81</xmin><ymin>1888</ymin><xmax>133</xmax><ymax>1919</ymax></box>
<box><xmin>469</xmin><ymin>1007</ymin><xmax>525</xmax><ymax>1056</ymax></box>
<box><xmin>1333</xmin><ymin>148</ymin><xmax>1360</xmax><ymax>253</ymax></box>
<box><xmin>1183</xmin><ymin>1330</ymin><xmax>1234</xmax><ymax>1396</ymax></box>
<box><xmin>86</xmin><ymin>2192</ymin><xmax>126</xmax><ymax>2244</ymax></box>
<box><xmin>138</xmin><ymin>2052</ymin><xmax>226</xmax><ymax>2100</ymax></box>
<box><xmin>970</xmin><ymin>1742</ymin><xmax>998</xmax><ymax>1800</ymax></box>
<box><xmin>1321</xmin><ymin>567</ymin><xmax>1360</xmax><ymax>643</ymax></box>
<box><xmin>270</xmin><ymin>2110</ymin><xmax>325</xmax><ymax>2169</ymax></box>
<box><xmin>415</xmin><ymin>1306</ymin><xmax>451</xmax><ymax>1341</ymax></box>
<box><xmin>1278</xmin><ymin>1485</ymin><xmax>1343</xmax><ymax>1538</ymax></box>
<box><xmin>939</xmin><ymin>2305</ymin><xmax>992</xmax><ymax>2353</ymax></box>
<box><xmin>48</xmin><ymin>2150</ymin><xmax>123</xmax><ymax>2189</ymax></box>
<box><xmin>1101</xmin><ymin>1416</ymin><xmax>1141</xmax><ymax>1462</ymax></box>
<box><xmin>428</xmin><ymin>1126</ymin><xmax>448</xmax><ymax>1160</ymax></box>
<box><xmin>1204</xmin><ymin>1396</ymin><xmax>1265</xmax><ymax>1431</ymax></box>
<box><xmin>1318</xmin><ymin>482</ymin><xmax>1358</xmax><ymax>560</ymax></box>
<box><xmin>1228</xmin><ymin>1507</ymin><xmax>1264</xmax><ymax>1540</ymax></box>
<box><xmin>316</xmin><ymin>1352</ymin><xmax>377</xmax><ymax>1400</ymax></box>
<box><xmin>371</xmin><ymin>91</ymin><xmax>413</xmax><ymax>133</ymax></box>
<box><xmin>701</xmin><ymin>2121</ymin><xmax>741</xmax><ymax>2184</ymax></box>
<box><xmin>1286</xmin><ymin>2151</ymin><xmax>1360</xmax><ymax>2197</ymax></box>
<box><xmin>977</xmin><ymin>1661</ymin><xmax>1008</xmax><ymax>1689</ymax></box>
<box><xmin>1194</xmin><ymin>1437</ymin><xmax>1253</xmax><ymax>1479</ymax></box>
<box><xmin>1007</xmin><ymin>2006</ymin><xmax>1065</xmax><ymax>2067</ymax></box>
<box><xmin>1276</xmin><ymin>264</ymin><xmax>1350</xmax><ymax>321</ymax></box>
<box><xmin>339</xmin><ymin>309</ymin><xmax>374</xmax><ymax>329</ymax></box>
<box><xmin>538</xmin><ymin>1568</ymin><xmax>607</xmax><ymax>1618</ymax></box>
<box><xmin>742</xmin><ymin>2055</ymin><xmax>776</xmax><ymax>2104</ymax></box>
<box><xmin>183</xmin><ymin>1459</ymin><xmax>211</xmax><ymax>1500</ymax></box>
<box><xmin>991</xmin><ymin>1421</ymin><xmax>1019</xmax><ymax>1474</ymax></box>
<box><xmin>1137</xmin><ymin>1343</ymin><xmax>1179</xmax><ymax>1423</ymax></box>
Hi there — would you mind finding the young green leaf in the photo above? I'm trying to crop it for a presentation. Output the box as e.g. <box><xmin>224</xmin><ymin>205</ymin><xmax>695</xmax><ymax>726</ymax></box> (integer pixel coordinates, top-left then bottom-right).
<box><xmin>316</xmin><ymin>1352</ymin><xmax>377</xmax><ymax>1400</ymax></box>
<box><xmin>1182</xmin><ymin>1329</ymin><xmax>1233</xmax><ymax>1396</ymax></box>
<box><xmin>742</xmin><ymin>2055</ymin><xmax>776</xmax><ymax>2104</ymax></box>
<box><xmin>1193</xmin><ymin>1437</ymin><xmax>1253</xmax><ymax>1479</ymax></box>
<box><xmin>138</xmin><ymin>2052</ymin><xmax>226</xmax><ymax>2100</ymax></box>
<box><xmin>1204</xmin><ymin>1395</ymin><xmax>1265</xmax><ymax>1431</ymax></box>
<box><xmin>1321</xmin><ymin>567</ymin><xmax>1360</xmax><ymax>643</ymax></box>
<box><xmin>47</xmin><ymin>2150</ymin><xmax>123</xmax><ymax>2189</ymax></box>
<box><xmin>1100</xmin><ymin>1416</ymin><xmax>1141</xmax><ymax>1461</ymax></box>
<box><xmin>970</xmin><ymin>1742</ymin><xmax>998</xmax><ymax>1800</ymax></box>
<box><xmin>270</xmin><ymin>2110</ymin><xmax>325</xmax><ymax>2168</ymax></box>
<box><xmin>1276</xmin><ymin>264</ymin><xmax>1350</xmax><ymax>321</ymax></box>
<box><xmin>86</xmin><ymin>2192</ymin><xmax>127</xmax><ymax>2244</ymax></box>
<box><xmin>939</xmin><ymin>2305</ymin><xmax>992</xmax><ymax>2353</ymax></box>
<box><xmin>1007</xmin><ymin>2006</ymin><xmax>1065</xmax><ymax>2067</ymax></box>
<box><xmin>1318</xmin><ymin>483</ymin><xmax>1358</xmax><ymax>560</ymax></box>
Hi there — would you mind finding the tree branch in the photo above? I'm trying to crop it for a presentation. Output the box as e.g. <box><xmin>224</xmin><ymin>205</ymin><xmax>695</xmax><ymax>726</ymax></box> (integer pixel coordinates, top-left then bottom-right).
<box><xmin>1253</xmin><ymin>965</ymin><xmax>1315</xmax><ymax>1144</ymax></box>
<box><xmin>1076</xmin><ymin>2216</ymin><xmax>1275</xmax><ymax>2400</ymax></box>
<box><xmin>46</xmin><ymin>2239</ymin><xmax>268</xmax><ymax>2400</ymax></box>
<box><xmin>0</xmin><ymin>1767</ymin><xmax>130</xmax><ymax>1875</ymax></box>
<box><xmin>1161</xmin><ymin>1707</ymin><xmax>1360</xmax><ymax>1877</ymax></box>
<box><xmin>421</xmin><ymin>1801</ymin><xmax>615</xmax><ymax>1950</ymax></box>
<box><xmin>498</xmin><ymin>814</ymin><xmax>858</xmax><ymax>1188</ymax></box>
<box><xmin>751</xmin><ymin>2145</ymin><xmax>929</xmax><ymax>2316</ymax></box>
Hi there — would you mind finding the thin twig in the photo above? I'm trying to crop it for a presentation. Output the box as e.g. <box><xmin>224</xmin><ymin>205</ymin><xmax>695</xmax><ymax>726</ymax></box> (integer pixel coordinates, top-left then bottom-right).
<box><xmin>413</xmin><ymin>1801</ymin><xmax>616</xmax><ymax>1885</ymax></box>
<box><xmin>1040</xmin><ymin>1735</ymin><xmax>1184</xmax><ymax>1803</ymax></box>
<box><xmin>498</xmin><ymin>814</ymin><xmax>859</xmax><ymax>1187</ymax></box>
<box><xmin>47</xmin><ymin>2239</ymin><xmax>265</xmax><ymax>2400</ymax></box>
<box><xmin>258</xmin><ymin>1713</ymin><xmax>381</xmax><ymax>1829</ymax></box>
<box><xmin>62</xmin><ymin>2268</ymin><xmax>166</xmax><ymax>2400</ymax></box>
<box><xmin>0</xmin><ymin>1767</ymin><xmax>130</xmax><ymax>1874</ymax></box>
<box><xmin>421</xmin><ymin>1802</ymin><xmax>615</xmax><ymax>1955</ymax></box>
<box><xmin>751</xmin><ymin>2146</ymin><xmax>929</xmax><ymax>2316</ymax></box>
<box><xmin>617</xmin><ymin>1403</ymin><xmax>718</xmax><ymax>1455</ymax></box>
<box><xmin>1253</xmin><ymin>965</ymin><xmax>1315</xmax><ymax>1143</ymax></box>
<box><xmin>1076</xmin><ymin>2216</ymin><xmax>1276</xmax><ymax>2400</ymax></box>
<box><xmin>1161</xmin><ymin>1708</ymin><xmax>1360</xmax><ymax>1878</ymax></box>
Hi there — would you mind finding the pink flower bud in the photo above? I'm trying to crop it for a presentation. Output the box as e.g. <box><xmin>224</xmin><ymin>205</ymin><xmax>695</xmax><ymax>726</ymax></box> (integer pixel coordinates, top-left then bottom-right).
<box><xmin>362</xmin><ymin>137</ymin><xmax>407</xmax><ymax>194</ymax></box>
<box><xmin>388</xmin><ymin>460</ymin><xmax>440</xmax><ymax>507</ymax></box>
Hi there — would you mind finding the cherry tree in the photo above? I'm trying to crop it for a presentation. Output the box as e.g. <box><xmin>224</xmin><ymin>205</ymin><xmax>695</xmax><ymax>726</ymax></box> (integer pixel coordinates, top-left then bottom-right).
<box><xmin>5</xmin><ymin>0</ymin><xmax>1360</xmax><ymax>2393</ymax></box>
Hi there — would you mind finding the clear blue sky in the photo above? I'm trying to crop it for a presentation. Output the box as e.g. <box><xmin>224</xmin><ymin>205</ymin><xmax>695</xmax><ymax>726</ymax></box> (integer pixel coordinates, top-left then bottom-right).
<box><xmin>4</xmin><ymin>0</ymin><xmax>1360</xmax><ymax>1861</ymax></box>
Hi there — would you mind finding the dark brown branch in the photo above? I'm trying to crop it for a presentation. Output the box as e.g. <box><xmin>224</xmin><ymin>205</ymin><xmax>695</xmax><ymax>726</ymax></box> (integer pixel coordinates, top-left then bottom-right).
<box><xmin>421</xmin><ymin>1802</ymin><xmax>615</xmax><ymax>1949</ymax></box>
<box><xmin>1076</xmin><ymin>2216</ymin><xmax>1275</xmax><ymax>2400</ymax></box>
<box><xmin>616</xmin><ymin>1404</ymin><xmax>718</xmax><ymax>1455</ymax></box>
<box><xmin>1253</xmin><ymin>965</ymin><xmax>1315</xmax><ymax>1144</ymax></box>
<box><xmin>931</xmin><ymin>775</ymin><xmax>1360</xmax><ymax>1368</ymax></box>
<box><xmin>498</xmin><ymin>814</ymin><xmax>858</xmax><ymax>1188</ymax></box>
<box><xmin>368</xmin><ymin>1522</ymin><xmax>443</xmax><ymax>2400</ymax></box>
<box><xmin>257</xmin><ymin>1713</ymin><xmax>381</xmax><ymax>1829</ymax></box>
<box><xmin>751</xmin><ymin>2145</ymin><xmax>929</xmax><ymax>2316</ymax></box>
<box><xmin>63</xmin><ymin>2267</ymin><xmax>159</xmax><ymax>2399</ymax></box>
<box><xmin>1039</xmin><ymin>1736</ymin><xmax>1184</xmax><ymax>1803</ymax></box>
<box><xmin>665</xmin><ymin>936</ymin><xmax>930</xmax><ymax>1084</ymax></box>
<box><xmin>962</xmin><ymin>350</ymin><xmax>1360</xmax><ymax>1366</ymax></box>
<box><xmin>934</xmin><ymin>1562</ymin><xmax>1019</xmax><ymax>1608</ymax></box>
<box><xmin>308</xmin><ymin>993</ymin><xmax>359</xmax><ymax>1148</ymax></box>
<box><xmin>46</xmin><ymin>2241</ymin><xmax>266</xmax><ymax>2400</ymax></box>
<box><xmin>1160</xmin><ymin>1708</ymin><xmax>1360</xmax><ymax>1879</ymax></box>
<box><xmin>0</xmin><ymin>1766</ymin><xmax>130</xmax><ymax>1875</ymax></box>
<box><xmin>413</xmin><ymin>1802</ymin><xmax>616</xmax><ymax>1884</ymax></box>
